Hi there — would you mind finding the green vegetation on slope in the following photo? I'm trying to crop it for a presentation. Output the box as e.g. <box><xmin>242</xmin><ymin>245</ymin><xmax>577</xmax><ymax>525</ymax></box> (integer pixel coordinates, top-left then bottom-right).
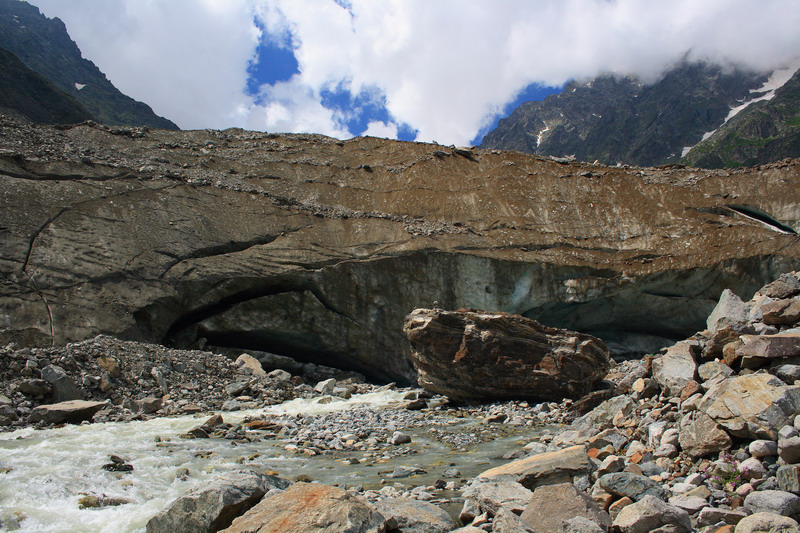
<box><xmin>682</xmin><ymin>69</ymin><xmax>800</xmax><ymax>168</ymax></box>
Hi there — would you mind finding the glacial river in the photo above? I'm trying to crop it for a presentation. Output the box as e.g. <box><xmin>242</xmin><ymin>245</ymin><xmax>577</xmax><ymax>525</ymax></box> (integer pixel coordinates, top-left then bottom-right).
<box><xmin>0</xmin><ymin>391</ymin><xmax>540</xmax><ymax>532</ymax></box>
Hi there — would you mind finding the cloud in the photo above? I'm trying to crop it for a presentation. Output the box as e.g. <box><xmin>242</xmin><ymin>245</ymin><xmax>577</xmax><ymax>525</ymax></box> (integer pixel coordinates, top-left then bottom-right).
<box><xmin>363</xmin><ymin>120</ymin><xmax>399</xmax><ymax>139</ymax></box>
<box><xmin>30</xmin><ymin>0</ymin><xmax>800</xmax><ymax>145</ymax></box>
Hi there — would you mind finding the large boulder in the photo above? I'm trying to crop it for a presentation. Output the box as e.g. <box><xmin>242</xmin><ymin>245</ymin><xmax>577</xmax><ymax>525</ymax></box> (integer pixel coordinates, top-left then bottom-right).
<box><xmin>404</xmin><ymin>309</ymin><xmax>610</xmax><ymax>402</ymax></box>
<box><xmin>220</xmin><ymin>482</ymin><xmax>388</xmax><ymax>533</ymax></box>
<box><xmin>651</xmin><ymin>342</ymin><xmax>697</xmax><ymax>396</ymax></box>
<box><xmin>28</xmin><ymin>399</ymin><xmax>107</xmax><ymax>424</ymax></box>
<box><xmin>707</xmin><ymin>289</ymin><xmax>750</xmax><ymax>333</ymax></box>
<box><xmin>145</xmin><ymin>470</ymin><xmax>290</xmax><ymax>533</ymax></box>
<box><xmin>697</xmin><ymin>374</ymin><xmax>800</xmax><ymax>440</ymax></box>
<box><xmin>461</xmin><ymin>479</ymin><xmax>533</xmax><ymax>516</ymax></box>
<box><xmin>520</xmin><ymin>482</ymin><xmax>612</xmax><ymax>532</ymax></box>
<box><xmin>478</xmin><ymin>445</ymin><xmax>591</xmax><ymax>491</ymax></box>
<box><xmin>678</xmin><ymin>410</ymin><xmax>733</xmax><ymax>458</ymax></box>
<box><xmin>612</xmin><ymin>495</ymin><xmax>692</xmax><ymax>533</ymax></box>
<box><xmin>371</xmin><ymin>498</ymin><xmax>455</xmax><ymax>533</ymax></box>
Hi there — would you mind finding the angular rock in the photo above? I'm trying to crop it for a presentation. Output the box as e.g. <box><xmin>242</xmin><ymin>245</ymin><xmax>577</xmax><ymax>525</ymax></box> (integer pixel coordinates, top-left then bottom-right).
<box><xmin>696</xmin><ymin>507</ymin><xmax>748</xmax><ymax>527</ymax></box>
<box><xmin>651</xmin><ymin>342</ymin><xmax>697</xmax><ymax>396</ymax></box>
<box><xmin>597</xmin><ymin>472</ymin><xmax>666</xmax><ymax>501</ymax></box>
<box><xmin>41</xmin><ymin>364</ymin><xmax>82</xmax><ymax>402</ymax></box>
<box><xmin>134</xmin><ymin>396</ymin><xmax>162</xmax><ymax>414</ymax></box>
<box><xmin>744</xmin><ymin>490</ymin><xmax>800</xmax><ymax>518</ymax></box>
<box><xmin>17</xmin><ymin>378</ymin><xmax>51</xmax><ymax>396</ymax></box>
<box><xmin>372</xmin><ymin>498</ymin><xmax>455</xmax><ymax>533</ymax></box>
<box><xmin>612</xmin><ymin>495</ymin><xmax>692</xmax><ymax>533</ymax></box>
<box><xmin>492</xmin><ymin>507</ymin><xmax>535</xmax><ymax>533</ymax></box>
<box><xmin>28</xmin><ymin>399</ymin><xmax>107</xmax><ymax>424</ymax></box>
<box><xmin>559</xmin><ymin>516</ymin><xmax>605</xmax><ymax>533</ymax></box>
<box><xmin>774</xmin><ymin>364</ymin><xmax>800</xmax><ymax>385</ymax></box>
<box><xmin>404</xmin><ymin>308</ymin><xmax>609</xmax><ymax>402</ymax></box>
<box><xmin>699</xmin><ymin>361</ymin><xmax>734</xmax><ymax>383</ymax></box>
<box><xmin>758</xmin><ymin>274</ymin><xmax>800</xmax><ymax>300</ymax></box>
<box><xmin>678</xmin><ymin>410</ymin><xmax>733</xmax><ymax>458</ymax></box>
<box><xmin>739</xmin><ymin>334</ymin><xmax>800</xmax><ymax>368</ymax></box>
<box><xmin>235</xmin><ymin>354</ymin><xmax>266</xmax><ymax>379</ymax></box>
<box><xmin>668</xmin><ymin>495</ymin><xmax>709</xmax><ymax>514</ymax></box>
<box><xmin>462</xmin><ymin>479</ymin><xmax>533</xmax><ymax>515</ymax></box>
<box><xmin>734</xmin><ymin>512</ymin><xmax>800</xmax><ymax>533</ymax></box>
<box><xmin>778</xmin><ymin>465</ymin><xmax>800</xmax><ymax>495</ymax></box>
<box><xmin>477</xmin><ymin>445</ymin><xmax>591</xmax><ymax>491</ymax></box>
<box><xmin>146</xmin><ymin>470</ymin><xmax>290</xmax><ymax>533</ymax></box>
<box><xmin>708</xmin><ymin>289</ymin><xmax>750</xmax><ymax>333</ymax></box>
<box><xmin>520</xmin><ymin>482</ymin><xmax>612</xmax><ymax>532</ymax></box>
<box><xmin>220</xmin><ymin>482</ymin><xmax>387</xmax><ymax>533</ymax></box>
<box><xmin>762</xmin><ymin>299</ymin><xmax>800</xmax><ymax>326</ymax></box>
<box><xmin>697</xmin><ymin>374</ymin><xmax>800</xmax><ymax>439</ymax></box>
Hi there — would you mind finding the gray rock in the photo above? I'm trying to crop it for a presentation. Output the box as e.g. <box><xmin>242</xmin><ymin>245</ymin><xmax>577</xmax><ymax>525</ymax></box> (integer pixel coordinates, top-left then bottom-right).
<box><xmin>477</xmin><ymin>445</ymin><xmax>590</xmax><ymax>491</ymax></box>
<box><xmin>462</xmin><ymin>479</ymin><xmax>533</xmax><ymax>515</ymax></box>
<box><xmin>558</xmin><ymin>516</ymin><xmax>605</xmax><ymax>533</ymax></box>
<box><xmin>696</xmin><ymin>506</ymin><xmax>747</xmax><ymax>527</ymax></box>
<box><xmin>17</xmin><ymin>378</ymin><xmax>51</xmax><ymax>396</ymax></box>
<box><xmin>372</xmin><ymin>498</ymin><xmax>456</xmax><ymax>533</ymax></box>
<box><xmin>651</xmin><ymin>342</ymin><xmax>697</xmax><ymax>396</ymax></box>
<box><xmin>758</xmin><ymin>274</ymin><xmax>800</xmax><ymax>300</ymax></box>
<box><xmin>668</xmin><ymin>495</ymin><xmax>708</xmax><ymax>514</ymax></box>
<box><xmin>774</xmin><ymin>365</ymin><xmax>800</xmax><ymax>385</ymax></box>
<box><xmin>313</xmin><ymin>378</ymin><xmax>336</xmax><ymax>395</ymax></box>
<box><xmin>390</xmin><ymin>431</ymin><xmax>412</xmax><ymax>445</ymax></box>
<box><xmin>734</xmin><ymin>512</ymin><xmax>800</xmax><ymax>533</ymax></box>
<box><xmin>778</xmin><ymin>465</ymin><xmax>800</xmax><ymax>495</ymax></box>
<box><xmin>145</xmin><ymin>470</ymin><xmax>290</xmax><ymax>533</ymax></box>
<box><xmin>744</xmin><ymin>490</ymin><xmax>800</xmax><ymax>517</ymax></box>
<box><xmin>28</xmin><ymin>399</ymin><xmax>107</xmax><ymax>424</ymax></box>
<box><xmin>597</xmin><ymin>472</ymin><xmax>666</xmax><ymax>501</ymax></box>
<box><xmin>740</xmin><ymin>457</ymin><xmax>768</xmax><ymax>481</ymax></box>
<box><xmin>612</xmin><ymin>495</ymin><xmax>692</xmax><ymax>533</ymax></box>
<box><xmin>707</xmin><ymin>289</ymin><xmax>749</xmax><ymax>333</ymax></box>
<box><xmin>697</xmin><ymin>374</ymin><xmax>800</xmax><ymax>440</ymax></box>
<box><xmin>150</xmin><ymin>367</ymin><xmax>169</xmax><ymax>395</ymax></box>
<box><xmin>492</xmin><ymin>507</ymin><xmax>536</xmax><ymax>533</ymax></box>
<box><xmin>267</xmin><ymin>369</ymin><xmax>291</xmax><ymax>381</ymax></box>
<box><xmin>520</xmin><ymin>482</ymin><xmax>612</xmax><ymax>532</ymax></box>
<box><xmin>698</xmin><ymin>361</ymin><xmax>734</xmax><ymax>383</ymax></box>
<box><xmin>751</xmin><ymin>440</ymin><xmax>780</xmax><ymax>458</ymax></box>
<box><xmin>222</xmin><ymin>482</ymin><xmax>387</xmax><ymax>533</ymax></box>
<box><xmin>780</xmin><ymin>436</ymin><xmax>800</xmax><ymax>464</ymax></box>
<box><xmin>41</xmin><ymin>364</ymin><xmax>82</xmax><ymax>402</ymax></box>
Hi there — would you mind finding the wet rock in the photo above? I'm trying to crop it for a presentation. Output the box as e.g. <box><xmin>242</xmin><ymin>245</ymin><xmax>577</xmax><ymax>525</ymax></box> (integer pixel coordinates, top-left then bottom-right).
<box><xmin>28</xmin><ymin>399</ymin><xmax>108</xmax><ymax>424</ymax></box>
<box><xmin>520</xmin><ymin>482</ymin><xmax>612</xmax><ymax>532</ymax></box>
<box><xmin>698</xmin><ymin>374</ymin><xmax>800</xmax><ymax>440</ymax></box>
<box><xmin>404</xmin><ymin>308</ymin><xmax>609</xmax><ymax>402</ymax></box>
<box><xmin>478</xmin><ymin>445</ymin><xmax>591</xmax><ymax>491</ymax></box>
<box><xmin>679</xmin><ymin>410</ymin><xmax>733</xmax><ymax>458</ymax></box>
<box><xmin>611</xmin><ymin>495</ymin><xmax>692</xmax><ymax>533</ymax></box>
<box><xmin>462</xmin><ymin>479</ymin><xmax>533</xmax><ymax>515</ymax></box>
<box><xmin>734</xmin><ymin>512</ymin><xmax>800</xmax><ymax>533</ymax></box>
<box><xmin>652</xmin><ymin>342</ymin><xmax>697</xmax><ymax>396</ymax></box>
<box><xmin>221</xmin><ymin>482</ymin><xmax>387</xmax><ymax>533</ymax></box>
<box><xmin>744</xmin><ymin>490</ymin><xmax>800</xmax><ymax>517</ymax></box>
<box><xmin>372</xmin><ymin>498</ymin><xmax>455</xmax><ymax>533</ymax></box>
<box><xmin>146</xmin><ymin>470</ymin><xmax>290</xmax><ymax>533</ymax></box>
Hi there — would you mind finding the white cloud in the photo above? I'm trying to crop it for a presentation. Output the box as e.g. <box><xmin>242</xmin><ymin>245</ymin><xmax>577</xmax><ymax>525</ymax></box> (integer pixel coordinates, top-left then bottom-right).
<box><xmin>29</xmin><ymin>0</ymin><xmax>800</xmax><ymax>145</ymax></box>
<box><xmin>363</xmin><ymin>120</ymin><xmax>399</xmax><ymax>139</ymax></box>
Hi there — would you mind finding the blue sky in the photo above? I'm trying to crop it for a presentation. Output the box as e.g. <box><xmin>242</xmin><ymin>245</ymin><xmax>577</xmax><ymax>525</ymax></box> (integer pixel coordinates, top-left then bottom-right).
<box><xmin>31</xmin><ymin>0</ymin><xmax>800</xmax><ymax>146</ymax></box>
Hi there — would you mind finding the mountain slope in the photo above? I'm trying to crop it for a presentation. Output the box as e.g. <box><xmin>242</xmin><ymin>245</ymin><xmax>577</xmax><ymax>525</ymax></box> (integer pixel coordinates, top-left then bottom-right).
<box><xmin>481</xmin><ymin>62</ymin><xmax>768</xmax><ymax>167</ymax></box>
<box><xmin>682</xmin><ymin>68</ymin><xmax>800</xmax><ymax>168</ymax></box>
<box><xmin>0</xmin><ymin>46</ymin><xmax>93</xmax><ymax>124</ymax></box>
<box><xmin>0</xmin><ymin>0</ymin><xmax>178</xmax><ymax>129</ymax></box>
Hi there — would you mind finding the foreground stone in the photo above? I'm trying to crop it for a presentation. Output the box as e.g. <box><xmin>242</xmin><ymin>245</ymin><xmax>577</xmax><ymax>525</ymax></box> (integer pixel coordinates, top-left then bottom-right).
<box><xmin>478</xmin><ymin>445</ymin><xmax>590</xmax><ymax>490</ymax></box>
<box><xmin>611</xmin><ymin>495</ymin><xmax>692</xmax><ymax>533</ymax></box>
<box><xmin>220</xmin><ymin>482</ymin><xmax>388</xmax><ymax>533</ymax></box>
<box><xmin>404</xmin><ymin>309</ymin><xmax>610</xmax><ymax>402</ymax></box>
<box><xmin>27</xmin><ymin>399</ymin><xmax>108</xmax><ymax>424</ymax></box>
<box><xmin>734</xmin><ymin>512</ymin><xmax>800</xmax><ymax>533</ymax></box>
<box><xmin>519</xmin><ymin>482</ymin><xmax>612</xmax><ymax>532</ymax></box>
<box><xmin>698</xmin><ymin>374</ymin><xmax>800</xmax><ymax>439</ymax></box>
<box><xmin>146</xmin><ymin>470</ymin><xmax>290</xmax><ymax>533</ymax></box>
<box><xmin>372</xmin><ymin>498</ymin><xmax>455</xmax><ymax>533</ymax></box>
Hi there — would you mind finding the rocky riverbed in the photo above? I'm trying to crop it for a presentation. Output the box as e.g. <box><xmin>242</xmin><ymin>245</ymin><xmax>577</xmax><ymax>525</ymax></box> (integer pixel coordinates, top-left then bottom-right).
<box><xmin>5</xmin><ymin>272</ymin><xmax>800</xmax><ymax>532</ymax></box>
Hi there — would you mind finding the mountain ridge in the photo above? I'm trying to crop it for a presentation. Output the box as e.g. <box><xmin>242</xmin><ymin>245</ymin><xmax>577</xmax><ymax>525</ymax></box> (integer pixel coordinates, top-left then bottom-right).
<box><xmin>0</xmin><ymin>0</ymin><xmax>178</xmax><ymax>129</ymax></box>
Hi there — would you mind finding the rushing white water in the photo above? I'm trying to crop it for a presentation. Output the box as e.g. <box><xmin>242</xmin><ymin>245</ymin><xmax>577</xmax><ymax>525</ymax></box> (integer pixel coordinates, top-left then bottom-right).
<box><xmin>0</xmin><ymin>391</ymin><xmax>408</xmax><ymax>533</ymax></box>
